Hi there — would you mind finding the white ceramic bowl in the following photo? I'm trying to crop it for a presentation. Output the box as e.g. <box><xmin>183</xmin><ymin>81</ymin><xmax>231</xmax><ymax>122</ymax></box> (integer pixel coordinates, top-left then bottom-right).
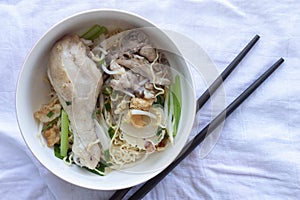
<box><xmin>16</xmin><ymin>9</ymin><xmax>197</xmax><ymax>190</ymax></box>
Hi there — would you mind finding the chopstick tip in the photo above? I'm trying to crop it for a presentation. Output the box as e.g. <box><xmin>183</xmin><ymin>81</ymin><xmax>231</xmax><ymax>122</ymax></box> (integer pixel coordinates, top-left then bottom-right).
<box><xmin>278</xmin><ymin>57</ymin><xmax>285</xmax><ymax>65</ymax></box>
<box><xmin>276</xmin><ymin>57</ymin><xmax>285</xmax><ymax>64</ymax></box>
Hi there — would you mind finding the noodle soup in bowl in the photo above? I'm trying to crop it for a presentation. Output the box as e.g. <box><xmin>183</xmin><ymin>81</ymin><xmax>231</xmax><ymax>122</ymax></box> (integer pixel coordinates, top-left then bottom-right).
<box><xmin>16</xmin><ymin>9</ymin><xmax>197</xmax><ymax>190</ymax></box>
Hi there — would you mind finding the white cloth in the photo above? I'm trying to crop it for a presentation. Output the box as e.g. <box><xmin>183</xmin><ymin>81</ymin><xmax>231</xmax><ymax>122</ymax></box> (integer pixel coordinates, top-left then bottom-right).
<box><xmin>1</xmin><ymin>0</ymin><xmax>300</xmax><ymax>199</ymax></box>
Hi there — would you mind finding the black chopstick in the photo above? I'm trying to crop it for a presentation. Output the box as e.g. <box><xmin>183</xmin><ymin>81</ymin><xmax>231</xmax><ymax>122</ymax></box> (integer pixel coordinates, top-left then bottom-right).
<box><xmin>196</xmin><ymin>34</ymin><xmax>260</xmax><ymax>110</ymax></box>
<box><xmin>109</xmin><ymin>35</ymin><xmax>260</xmax><ymax>200</ymax></box>
<box><xmin>128</xmin><ymin>57</ymin><xmax>284</xmax><ymax>200</ymax></box>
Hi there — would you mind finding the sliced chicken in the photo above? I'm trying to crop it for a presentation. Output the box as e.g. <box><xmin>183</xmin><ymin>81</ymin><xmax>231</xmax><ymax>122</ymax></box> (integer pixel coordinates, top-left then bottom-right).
<box><xmin>100</xmin><ymin>30</ymin><xmax>171</xmax><ymax>87</ymax></box>
<box><xmin>47</xmin><ymin>34</ymin><xmax>103</xmax><ymax>169</ymax></box>
<box><xmin>116</xmin><ymin>57</ymin><xmax>171</xmax><ymax>86</ymax></box>
<box><xmin>139</xmin><ymin>44</ymin><xmax>156</xmax><ymax>62</ymax></box>
<box><xmin>100</xmin><ymin>30</ymin><xmax>149</xmax><ymax>64</ymax></box>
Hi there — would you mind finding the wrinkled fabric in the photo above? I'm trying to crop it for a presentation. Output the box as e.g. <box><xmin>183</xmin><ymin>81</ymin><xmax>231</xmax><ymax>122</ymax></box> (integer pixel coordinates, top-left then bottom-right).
<box><xmin>1</xmin><ymin>0</ymin><xmax>300</xmax><ymax>199</ymax></box>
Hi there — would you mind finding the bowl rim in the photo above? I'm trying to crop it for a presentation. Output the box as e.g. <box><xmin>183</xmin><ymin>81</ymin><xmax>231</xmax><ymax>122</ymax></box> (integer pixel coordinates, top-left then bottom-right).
<box><xmin>16</xmin><ymin>8</ymin><xmax>197</xmax><ymax>190</ymax></box>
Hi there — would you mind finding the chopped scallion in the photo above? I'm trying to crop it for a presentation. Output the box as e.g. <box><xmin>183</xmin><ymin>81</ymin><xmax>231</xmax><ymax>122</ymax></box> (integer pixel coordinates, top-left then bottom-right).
<box><xmin>170</xmin><ymin>75</ymin><xmax>181</xmax><ymax>137</ymax></box>
<box><xmin>104</xmin><ymin>102</ymin><xmax>111</xmax><ymax>111</ymax></box>
<box><xmin>42</xmin><ymin>117</ymin><xmax>58</xmax><ymax>132</ymax></box>
<box><xmin>102</xmin><ymin>86</ymin><xmax>112</xmax><ymax>95</ymax></box>
<box><xmin>60</xmin><ymin>109</ymin><xmax>69</xmax><ymax>157</ymax></box>
<box><xmin>54</xmin><ymin>144</ymin><xmax>64</xmax><ymax>159</ymax></box>
<box><xmin>97</xmin><ymin>59</ymin><xmax>105</xmax><ymax>66</ymax></box>
<box><xmin>156</xmin><ymin>128</ymin><xmax>163</xmax><ymax>136</ymax></box>
<box><xmin>171</xmin><ymin>91</ymin><xmax>181</xmax><ymax>136</ymax></box>
<box><xmin>47</xmin><ymin>111</ymin><xmax>54</xmax><ymax>118</ymax></box>
<box><xmin>108</xmin><ymin>127</ymin><xmax>115</xmax><ymax>139</ymax></box>
<box><xmin>104</xmin><ymin>149</ymin><xmax>110</xmax><ymax>162</ymax></box>
<box><xmin>81</xmin><ymin>24</ymin><xmax>108</xmax><ymax>40</ymax></box>
<box><xmin>96</xmin><ymin>109</ymin><xmax>101</xmax><ymax>115</ymax></box>
<box><xmin>155</xmin><ymin>95</ymin><xmax>164</xmax><ymax>106</ymax></box>
<box><xmin>83</xmin><ymin>162</ymin><xmax>106</xmax><ymax>176</ymax></box>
